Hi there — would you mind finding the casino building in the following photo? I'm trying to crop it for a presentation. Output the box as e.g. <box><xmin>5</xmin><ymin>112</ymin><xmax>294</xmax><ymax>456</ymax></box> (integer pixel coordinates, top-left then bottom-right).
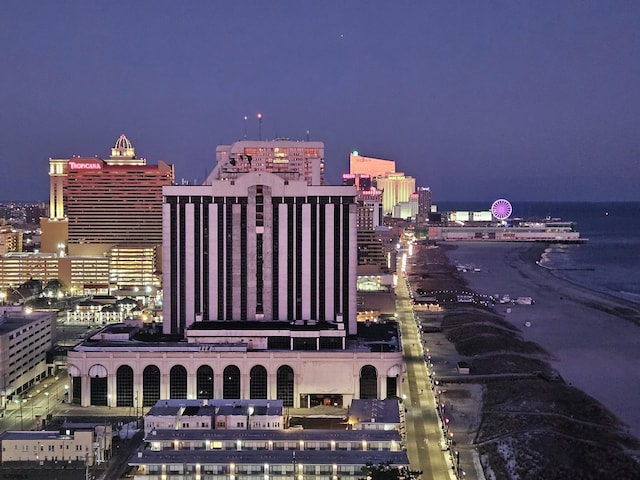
<box><xmin>66</xmin><ymin>139</ymin><xmax>404</xmax><ymax>409</ymax></box>
<box><xmin>39</xmin><ymin>134</ymin><xmax>174</xmax><ymax>294</ymax></box>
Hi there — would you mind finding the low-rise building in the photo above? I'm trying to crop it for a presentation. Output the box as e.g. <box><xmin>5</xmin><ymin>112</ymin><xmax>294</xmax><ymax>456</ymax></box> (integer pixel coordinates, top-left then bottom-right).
<box><xmin>66</xmin><ymin>321</ymin><xmax>403</xmax><ymax>410</ymax></box>
<box><xmin>0</xmin><ymin>428</ymin><xmax>94</xmax><ymax>465</ymax></box>
<box><xmin>144</xmin><ymin>399</ymin><xmax>283</xmax><ymax>434</ymax></box>
<box><xmin>130</xmin><ymin>427</ymin><xmax>407</xmax><ymax>479</ymax></box>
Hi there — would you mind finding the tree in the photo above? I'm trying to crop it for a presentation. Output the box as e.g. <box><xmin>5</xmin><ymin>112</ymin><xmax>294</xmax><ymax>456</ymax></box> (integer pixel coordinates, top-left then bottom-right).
<box><xmin>360</xmin><ymin>461</ymin><xmax>422</xmax><ymax>480</ymax></box>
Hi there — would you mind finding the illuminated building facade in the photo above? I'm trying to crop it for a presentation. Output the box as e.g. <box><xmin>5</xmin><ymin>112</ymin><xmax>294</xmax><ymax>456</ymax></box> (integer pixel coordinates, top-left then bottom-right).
<box><xmin>0</xmin><ymin>226</ymin><xmax>23</xmax><ymax>255</ymax></box>
<box><xmin>214</xmin><ymin>140</ymin><xmax>325</xmax><ymax>185</ymax></box>
<box><xmin>393</xmin><ymin>193</ymin><xmax>419</xmax><ymax>220</ymax></box>
<box><xmin>40</xmin><ymin>135</ymin><xmax>173</xmax><ymax>294</ymax></box>
<box><xmin>0</xmin><ymin>253</ymin><xmax>113</xmax><ymax>299</ymax></box>
<box><xmin>108</xmin><ymin>245</ymin><xmax>160</xmax><ymax>291</ymax></box>
<box><xmin>0</xmin><ymin>254</ymin><xmax>59</xmax><ymax>293</ymax></box>
<box><xmin>376</xmin><ymin>173</ymin><xmax>416</xmax><ymax>216</ymax></box>
<box><xmin>59</xmin><ymin>256</ymin><xmax>110</xmax><ymax>295</ymax></box>
<box><xmin>349</xmin><ymin>152</ymin><xmax>395</xmax><ymax>178</ymax></box>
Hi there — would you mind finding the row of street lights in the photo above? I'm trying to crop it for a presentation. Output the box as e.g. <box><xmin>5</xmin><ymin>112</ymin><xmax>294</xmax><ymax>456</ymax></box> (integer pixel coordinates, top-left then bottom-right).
<box><xmin>11</xmin><ymin>377</ymin><xmax>68</xmax><ymax>430</ymax></box>
<box><xmin>407</xmin><ymin>268</ymin><xmax>465</xmax><ymax>479</ymax></box>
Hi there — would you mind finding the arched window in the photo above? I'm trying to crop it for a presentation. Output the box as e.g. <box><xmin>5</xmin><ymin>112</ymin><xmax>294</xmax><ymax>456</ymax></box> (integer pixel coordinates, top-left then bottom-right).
<box><xmin>170</xmin><ymin>365</ymin><xmax>188</xmax><ymax>399</ymax></box>
<box><xmin>250</xmin><ymin>365</ymin><xmax>267</xmax><ymax>399</ymax></box>
<box><xmin>116</xmin><ymin>365</ymin><xmax>134</xmax><ymax>407</ymax></box>
<box><xmin>223</xmin><ymin>365</ymin><xmax>241</xmax><ymax>399</ymax></box>
<box><xmin>143</xmin><ymin>365</ymin><xmax>161</xmax><ymax>406</ymax></box>
<box><xmin>277</xmin><ymin>365</ymin><xmax>294</xmax><ymax>407</ymax></box>
<box><xmin>360</xmin><ymin>365</ymin><xmax>378</xmax><ymax>399</ymax></box>
<box><xmin>89</xmin><ymin>364</ymin><xmax>108</xmax><ymax>406</ymax></box>
<box><xmin>196</xmin><ymin>365</ymin><xmax>214</xmax><ymax>399</ymax></box>
<box><xmin>68</xmin><ymin>365</ymin><xmax>81</xmax><ymax>404</ymax></box>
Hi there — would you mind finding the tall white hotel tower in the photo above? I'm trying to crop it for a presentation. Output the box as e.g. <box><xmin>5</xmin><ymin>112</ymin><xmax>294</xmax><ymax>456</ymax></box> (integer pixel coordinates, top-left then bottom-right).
<box><xmin>162</xmin><ymin>140</ymin><xmax>358</xmax><ymax>336</ymax></box>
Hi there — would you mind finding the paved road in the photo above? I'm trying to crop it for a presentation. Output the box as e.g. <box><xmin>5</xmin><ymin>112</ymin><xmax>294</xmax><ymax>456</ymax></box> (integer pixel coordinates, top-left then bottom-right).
<box><xmin>396</xmin><ymin>264</ymin><xmax>455</xmax><ymax>480</ymax></box>
<box><xmin>1</xmin><ymin>375</ymin><xmax>69</xmax><ymax>431</ymax></box>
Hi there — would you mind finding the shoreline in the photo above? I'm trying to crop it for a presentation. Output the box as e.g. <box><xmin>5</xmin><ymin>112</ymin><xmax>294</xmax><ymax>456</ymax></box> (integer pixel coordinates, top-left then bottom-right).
<box><xmin>538</xmin><ymin>245</ymin><xmax>640</xmax><ymax>316</ymax></box>
<box><xmin>442</xmin><ymin>241</ymin><xmax>640</xmax><ymax>440</ymax></box>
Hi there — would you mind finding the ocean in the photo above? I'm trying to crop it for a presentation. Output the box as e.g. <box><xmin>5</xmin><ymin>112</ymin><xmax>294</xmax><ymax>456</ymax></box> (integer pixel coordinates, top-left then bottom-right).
<box><xmin>437</xmin><ymin>201</ymin><xmax>640</xmax><ymax>304</ymax></box>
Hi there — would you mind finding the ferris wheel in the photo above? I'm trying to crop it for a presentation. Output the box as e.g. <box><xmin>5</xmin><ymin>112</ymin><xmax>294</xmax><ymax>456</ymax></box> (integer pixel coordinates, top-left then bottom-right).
<box><xmin>491</xmin><ymin>198</ymin><xmax>513</xmax><ymax>220</ymax></box>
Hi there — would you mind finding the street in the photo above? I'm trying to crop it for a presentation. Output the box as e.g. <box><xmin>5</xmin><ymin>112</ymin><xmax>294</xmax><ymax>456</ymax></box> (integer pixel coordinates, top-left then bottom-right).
<box><xmin>396</xmin><ymin>259</ymin><xmax>455</xmax><ymax>480</ymax></box>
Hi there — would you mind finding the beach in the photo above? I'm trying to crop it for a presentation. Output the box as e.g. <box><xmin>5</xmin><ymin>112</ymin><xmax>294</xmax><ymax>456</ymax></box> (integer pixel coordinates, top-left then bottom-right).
<box><xmin>445</xmin><ymin>242</ymin><xmax>640</xmax><ymax>440</ymax></box>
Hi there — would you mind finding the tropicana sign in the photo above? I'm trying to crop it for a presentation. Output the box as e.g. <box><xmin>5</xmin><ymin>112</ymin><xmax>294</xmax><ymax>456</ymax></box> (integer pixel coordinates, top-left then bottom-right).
<box><xmin>69</xmin><ymin>160</ymin><xmax>102</xmax><ymax>170</ymax></box>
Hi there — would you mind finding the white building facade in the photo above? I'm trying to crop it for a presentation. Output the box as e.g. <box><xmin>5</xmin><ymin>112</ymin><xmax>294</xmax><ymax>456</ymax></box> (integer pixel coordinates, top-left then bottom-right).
<box><xmin>163</xmin><ymin>172</ymin><xmax>358</xmax><ymax>336</ymax></box>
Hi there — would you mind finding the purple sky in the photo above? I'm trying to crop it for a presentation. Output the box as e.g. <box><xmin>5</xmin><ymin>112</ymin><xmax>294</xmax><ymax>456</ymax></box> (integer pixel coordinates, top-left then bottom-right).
<box><xmin>1</xmin><ymin>1</ymin><xmax>639</xmax><ymax>202</ymax></box>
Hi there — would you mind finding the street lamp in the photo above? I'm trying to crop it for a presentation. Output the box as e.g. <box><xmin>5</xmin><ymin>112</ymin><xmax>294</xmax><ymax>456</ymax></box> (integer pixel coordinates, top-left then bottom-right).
<box><xmin>44</xmin><ymin>392</ymin><xmax>50</xmax><ymax>414</ymax></box>
<box><xmin>247</xmin><ymin>406</ymin><xmax>254</xmax><ymax>430</ymax></box>
<box><xmin>16</xmin><ymin>398</ymin><xmax>23</xmax><ymax>430</ymax></box>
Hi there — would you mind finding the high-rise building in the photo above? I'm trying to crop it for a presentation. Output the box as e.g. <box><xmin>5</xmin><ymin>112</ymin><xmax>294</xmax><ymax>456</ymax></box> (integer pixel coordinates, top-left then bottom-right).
<box><xmin>376</xmin><ymin>173</ymin><xmax>416</xmax><ymax>215</ymax></box>
<box><xmin>43</xmin><ymin>134</ymin><xmax>174</xmax><ymax>256</ymax></box>
<box><xmin>417</xmin><ymin>186</ymin><xmax>432</xmax><ymax>218</ymax></box>
<box><xmin>356</xmin><ymin>188</ymin><xmax>383</xmax><ymax>231</ymax></box>
<box><xmin>342</xmin><ymin>173</ymin><xmax>373</xmax><ymax>191</ymax></box>
<box><xmin>349</xmin><ymin>152</ymin><xmax>395</xmax><ymax>178</ymax></box>
<box><xmin>163</xmin><ymin>172</ymin><xmax>358</xmax><ymax>335</ymax></box>
<box><xmin>348</xmin><ymin>153</ymin><xmax>415</xmax><ymax>216</ymax></box>
<box><xmin>214</xmin><ymin>140</ymin><xmax>325</xmax><ymax>185</ymax></box>
<box><xmin>40</xmin><ymin>135</ymin><xmax>174</xmax><ymax>294</ymax></box>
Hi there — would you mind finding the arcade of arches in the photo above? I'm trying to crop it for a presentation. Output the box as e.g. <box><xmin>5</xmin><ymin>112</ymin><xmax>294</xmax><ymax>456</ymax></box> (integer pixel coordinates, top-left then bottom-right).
<box><xmin>68</xmin><ymin>362</ymin><xmax>399</xmax><ymax>409</ymax></box>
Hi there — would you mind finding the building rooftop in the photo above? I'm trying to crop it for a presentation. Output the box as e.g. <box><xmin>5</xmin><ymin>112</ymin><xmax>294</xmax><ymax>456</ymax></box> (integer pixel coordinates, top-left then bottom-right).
<box><xmin>188</xmin><ymin>320</ymin><xmax>341</xmax><ymax>331</ymax></box>
<box><xmin>72</xmin><ymin>321</ymin><xmax>400</xmax><ymax>353</ymax></box>
<box><xmin>349</xmin><ymin>399</ymin><xmax>401</xmax><ymax>425</ymax></box>
<box><xmin>130</xmin><ymin>448</ymin><xmax>409</xmax><ymax>466</ymax></box>
<box><xmin>0</xmin><ymin>430</ymin><xmax>82</xmax><ymax>441</ymax></box>
<box><xmin>147</xmin><ymin>399</ymin><xmax>284</xmax><ymax>418</ymax></box>
<box><xmin>0</xmin><ymin>310</ymin><xmax>51</xmax><ymax>334</ymax></box>
<box><xmin>144</xmin><ymin>428</ymin><xmax>402</xmax><ymax>443</ymax></box>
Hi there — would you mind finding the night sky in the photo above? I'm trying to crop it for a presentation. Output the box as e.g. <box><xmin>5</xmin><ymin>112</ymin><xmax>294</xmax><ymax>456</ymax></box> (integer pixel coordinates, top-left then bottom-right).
<box><xmin>1</xmin><ymin>1</ymin><xmax>639</xmax><ymax>203</ymax></box>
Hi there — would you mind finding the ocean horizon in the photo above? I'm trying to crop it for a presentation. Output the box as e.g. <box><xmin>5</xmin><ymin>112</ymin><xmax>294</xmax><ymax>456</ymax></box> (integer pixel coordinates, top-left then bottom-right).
<box><xmin>437</xmin><ymin>201</ymin><xmax>640</xmax><ymax>305</ymax></box>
